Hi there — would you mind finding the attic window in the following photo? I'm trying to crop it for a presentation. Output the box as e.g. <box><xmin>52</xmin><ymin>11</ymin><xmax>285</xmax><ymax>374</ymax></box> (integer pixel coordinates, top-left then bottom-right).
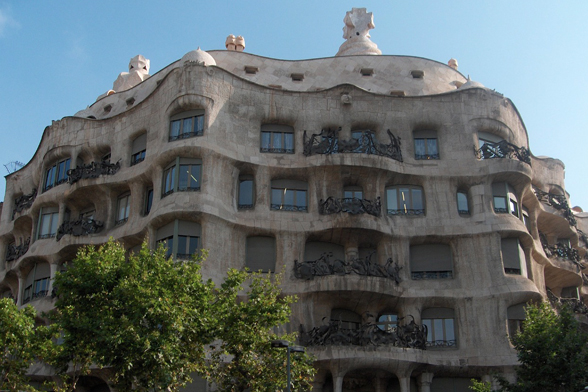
<box><xmin>390</xmin><ymin>90</ymin><xmax>406</xmax><ymax>97</ymax></box>
<box><xmin>291</xmin><ymin>73</ymin><xmax>304</xmax><ymax>82</ymax></box>
<box><xmin>411</xmin><ymin>70</ymin><xmax>425</xmax><ymax>79</ymax></box>
<box><xmin>244</xmin><ymin>66</ymin><xmax>259</xmax><ymax>75</ymax></box>
<box><xmin>126</xmin><ymin>97</ymin><xmax>135</xmax><ymax>106</ymax></box>
<box><xmin>360</xmin><ymin>68</ymin><xmax>374</xmax><ymax>76</ymax></box>
<box><xmin>103</xmin><ymin>104</ymin><xmax>112</xmax><ymax>113</ymax></box>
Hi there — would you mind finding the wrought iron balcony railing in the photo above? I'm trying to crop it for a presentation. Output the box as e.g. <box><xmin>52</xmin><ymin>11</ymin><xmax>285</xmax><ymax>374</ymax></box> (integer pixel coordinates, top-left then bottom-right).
<box><xmin>533</xmin><ymin>186</ymin><xmax>577</xmax><ymax>227</ymax></box>
<box><xmin>540</xmin><ymin>234</ymin><xmax>583</xmax><ymax>268</ymax></box>
<box><xmin>387</xmin><ymin>208</ymin><xmax>425</xmax><ymax>216</ymax></box>
<box><xmin>547</xmin><ymin>289</ymin><xmax>588</xmax><ymax>315</ymax></box>
<box><xmin>270</xmin><ymin>204</ymin><xmax>308</xmax><ymax>212</ymax></box>
<box><xmin>303</xmin><ymin>128</ymin><xmax>403</xmax><ymax>162</ymax></box>
<box><xmin>473</xmin><ymin>140</ymin><xmax>531</xmax><ymax>164</ymax></box>
<box><xmin>32</xmin><ymin>290</ymin><xmax>48</xmax><ymax>300</ymax></box>
<box><xmin>56</xmin><ymin>218</ymin><xmax>104</xmax><ymax>241</ymax></box>
<box><xmin>411</xmin><ymin>270</ymin><xmax>453</xmax><ymax>280</ymax></box>
<box><xmin>12</xmin><ymin>189</ymin><xmax>37</xmax><ymax>219</ymax></box>
<box><xmin>169</xmin><ymin>130</ymin><xmax>203</xmax><ymax>142</ymax></box>
<box><xmin>294</xmin><ymin>252</ymin><xmax>402</xmax><ymax>284</ymax></box>
<box><xmin>299</xmin><ymin>316</ymin><xmax>427</xmax><ymax>349</ymax></box>
<box><xmin>67</xmin><ymin>161</ymin><xmax>120</xmax><ymax>185</ymax></box>
<box><xmin>5</xmin><ymin>237</ymin><xmax>30</xmax><ymax>262</ymax></box>
<box><xmin>319</xmin><ymin>196</ymin><xmax>381</xmax><ymax>217</ymax></box>
<box><xmin>426</xmin><ymin>339</ymin><xmax>457</xmax><ymax>348</ymax></box>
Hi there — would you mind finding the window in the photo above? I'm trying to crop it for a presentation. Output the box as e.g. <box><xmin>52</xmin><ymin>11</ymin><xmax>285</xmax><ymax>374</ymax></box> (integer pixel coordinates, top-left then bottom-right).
<box><xmin>413</xmin><ymin>130</ymin><xmax>439</xmax><ymax>160</ymax></box>
<box><xmin>522</xmin><ymin>206</ymin><xmax>530</xmax><ymax>231</ymax></box>
<box><xmin>304</xmin><ymin>242</ymin><xmax>345</xmax><ymax>262</ymax></box>
<box><xmin>156</xmin><ymin>220</ymin><xmax>201</xmax><ymax>260</ymax></box>
<box><xmin>261</xmin><ymin>124</ymin><xmax>294</xmax><ymax>154</ymax></box>
<box><xmin>421</xmin><ymin>308</ymin><xmax>456</xmax><ymax>348</ymax></box>
<box><xmin>33</xmin><ymin>277</ymin><xmax>50</xmax><ymax>299</ymax></box>
<box><xmin>131</xmin><ymin>133</ymin><xmax>147</xmax><ymax>165</ymax></box>
<box><xmin>115</xmin><ymin>193</ymin><xmax>130</xmax><ymax>225</ymax></box>
<box><xmin>169</xmin><ymin>110</ymin><xmax>204</xmax><ymax>141</ymax></box>
<box><xmin>144</xmin><ymin>188</ymin><xmax>153</xmax><ymax>215</ymax></box>
<box><xmin>351</xmin><ymin>130</ymin><xmax>376</xmax><ymax>154</ymax></box>
<box><xmin>22</xmin><ymin>262</ymin><xmax>50</xmax><ymax>304</ymax></box>
<box><xmin>501</xmin><ymin>238</ymin><xmax>527</xmax><ymax>276</ymax></box>
<box><xmin>162</xmin><ymin>158</ymin><xmax>202</xmax><ymax>197</ymax></box>
<box><xmin>43</xmin><ymin>158</ymin><xmax>71</xmax><ymax>192</ymax></box>
<box><xmin>377</xmin><ymin>313</ymin><xmax>398</xmax><ymax>332</ymax></box>
<box><xmin>507</xmin><ymin>303</ymin><xmax>526</xmax><ymax>338</ymax></box>
<box><xmin>386</xmin><ymin>186</ymin><xmax>425</xmax><ymax>215</ymax></box>
<box><xmin>343</xmin><ymin>186</ymin><xmax>363</xmax><ymax>199</ymax></box>
<box><xmin>79</xmin><ymin>210</ymin><xmax>95</xmax><ymax>221</ymax></box>
<box><xmin>410</xmin><ymin>243</ymin><xmax>453</xmax><ymax>279</ymax></box>
<box><xmin>38</xmin><ymin>207</ymin><xmax>59</xmax><ymax>239</ymax></box>
<box><xmin>270</xmin><ymin>179</ymin><xmax>308</xmax><ymax>212</ymax></box>
<box><xmin>245</xmin><ymin>236</ymin><xmax>276</xmax><ymax>272</ymax></box>
<box><xmin>477</xmin><ymin>131</ymin><xmax>503</xmax><ymax>159</ymax></box>
<box><xmin>238</xmin><ymin>175</ymin><xmax>255</xmax><ymax>210</ymax></box>
<box><xmin>457</xmin><ymin>191</ymin><xmax>470</xmax><ymax>215</ymax></box>
<box><xmin>330</xmin><ymin>309</ymin><xmax>361</xmax><ymax>330</ymax></box>
<box><xmin>492</xmin><ymin>182</ymin><xmax>518</xmax><ymax>216</ymax></box>
<box><xmin>561</xmin><ymin>286</ymin><xmax>579</xmax><ymax>299</ymax></box>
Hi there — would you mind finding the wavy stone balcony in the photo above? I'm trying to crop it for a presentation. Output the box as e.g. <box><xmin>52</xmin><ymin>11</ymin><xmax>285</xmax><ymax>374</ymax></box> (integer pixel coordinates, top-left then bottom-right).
<box><xmin>540</xmin><ymin>234</ymin><xmax>583</xmax><ymax>269</ymax></box>
<box><xmin>56</xmin><ymin>218</ymin><xmax>104</xmax><ymax>241</ymax></box>
<box><xmin>533</xmin><ymin>186</ymin><xmax>576</xmax><ymax>227</ymax></box>
<box><xmin>293</xmin><ymin>252</ymin><xmax>401</xmax><ymax>283</ymax></box>
<box><xmin>547</xmin><ymin>290</ymin><xmax>588</xmax><ymax>315</ymax></box>
<box><xmin>299</xmin><ymin>317</ymin><xmax>427</xmax><ymax>349</ymax></box>
<box><xmin>319</xmin><ymin>196</ymin><xmax>381</xmax><ymax>217</ymax></box>
<box><xmin>473</xmin><ymin>140</ymin><xmax>531</xmax><ymax>165</ymax></box>
<box><xmin>303</xmin><ymin>128</ymin><xmax>403</xmax><ymax>162</ymax></box>
<box><xmin>67</xmin><ymin>161</ymin><xmax>121</xmax><ymax>185</ymax></box>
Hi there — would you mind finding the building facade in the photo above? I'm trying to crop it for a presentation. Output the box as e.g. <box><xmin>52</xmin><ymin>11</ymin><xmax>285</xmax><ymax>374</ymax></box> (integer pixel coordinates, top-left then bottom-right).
<box><xmin>1</xmin><ymin>8</ymin><xmax>588</xmax><ymax>392</ymax></box>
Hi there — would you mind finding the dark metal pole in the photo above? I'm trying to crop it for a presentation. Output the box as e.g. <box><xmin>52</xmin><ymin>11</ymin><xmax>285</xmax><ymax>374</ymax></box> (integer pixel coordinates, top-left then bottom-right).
<box><xmin>286</xmin><ymin>345</ymin><xmax>291</xmax><ymax>392</ymax></box>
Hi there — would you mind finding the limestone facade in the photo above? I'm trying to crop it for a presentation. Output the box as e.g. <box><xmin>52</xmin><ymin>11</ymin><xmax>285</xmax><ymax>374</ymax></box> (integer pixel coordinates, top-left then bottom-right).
<box><xmin>1</xmin><ymin>17</ymin><xmax>588</xmax><ymax>392</ymax></box>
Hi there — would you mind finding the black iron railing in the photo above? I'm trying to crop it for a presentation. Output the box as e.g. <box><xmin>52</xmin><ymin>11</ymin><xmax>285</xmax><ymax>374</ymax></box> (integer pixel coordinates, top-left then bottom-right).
<box><xmin>270</xmin><ymin>204</ymin><xmax>307</xmax><ymax>212</ymax></box>
<box><xmin>303</xmin><ymin>128</ymin><xmax>402</xmax><ymax>162</ymax></box>
<box><xmin>319</xmin><ymin>197</ymin><xmax>381</xmax><ymax>217</ymax></box>
<box><xmin>67</xmin><ymin>161</ymin><xmax>120</xmax><ymax>185</ymax></box>
<box><xmin>474</xmin><ymin>140</ymin><xmax>531</xmax><ymax>164</ymax></box>
<box><xmin>387</xmin><ymin>208</ymin><xmax>425</xmax><ymax>216</ymax></box>
<box><xmin>56</xmin><ymin>218</ymin><xmax>104</xmax><ymax>241</ymax></box>
<box><xmin>540</xmin><ymin>233</ymin><xmax>583</xmax><ymax>268</ymax></box>
<box><xmin>12</xmin><ymin>189</ymin><xmax>37</xmax><ymax>219</ymax></box>
<box><xmin>169</xmin><ymin>130</ymin><xmax>203</xmax><ymax>142</ymax></box>
<box><xmin>411</xmin><ymin>271</ymin><xmax>453</xmax><ymax>280</ymax></box>
<box><xmin>5</xmin><ymin>238</ymin><xmax>30</xmax><ymax>262</ymax></box>
<box><xmin>533</xmin><ymin>186</ymin><xmax>576</xmax><ymax>227</ymax></box>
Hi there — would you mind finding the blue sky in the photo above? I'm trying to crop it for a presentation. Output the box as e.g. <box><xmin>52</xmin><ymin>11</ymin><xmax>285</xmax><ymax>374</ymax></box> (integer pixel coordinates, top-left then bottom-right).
<box><xmin>1</xmin><ymin>1</ymin><xmax>587</xmax><ymax>208</ymax></box>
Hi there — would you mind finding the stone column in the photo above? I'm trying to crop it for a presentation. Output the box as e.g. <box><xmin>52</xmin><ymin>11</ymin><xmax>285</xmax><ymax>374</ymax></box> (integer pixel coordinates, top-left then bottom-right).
<box><xmin>398</xmin><ymin>376</ymin><xmax>411</xmax><ymax>392</ymax></box>
<box><xmin>418</xmin><ymin>372</ymin><xmax>434</xmax><ymax>392</ymax></box>
<box><xmin>47</xmin><ymin>262</ymin><xmax>59</xmax><ymax>298</ymax></box>
<box><xmin>333</xmin><ymin>374</ymin><xmax>344</xmax><ymax>392</ymax></box>
<box><xmin>374</xmin><ymin>376</ymin><xmax>388</xmax><ymax>392</ymax></box>
<box><xmin>16</xmin><ymin>272</ymin><xmax>24</xmax><ymax>306</ymax></box>
<box><xmin>129</xmin><ymin>181</ymin><xmax>144</xmax><ymax>218</ymax></box>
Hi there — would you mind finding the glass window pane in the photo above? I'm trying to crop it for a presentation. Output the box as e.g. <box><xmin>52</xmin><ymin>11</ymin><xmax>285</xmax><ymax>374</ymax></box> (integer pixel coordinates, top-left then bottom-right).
<box><xmin>179</xmin><ymin>165</ymin><xmax>189</xmax><ymax>190</ymax></box>
<box><xmin>195</xmin><ymin>115</ymin><xmax>204</xmax><ymax>133</ymax></box>
<box><xmin>177</xmin><ymin>236</ymin><xmax>187</xmax><ymax>255</ymax></box>
<box><xmin>494</xmin><ymin>196</ymin><xmax>507</xmax><ymax>210</ymax></box>
<box><xmin>182</xmin><ymin>118</ymin><xmax>192</xmax><ymax>135</ymax></box>
<box><xmin>387</xmin><ymin>188</ymin><xmax>398</xmax><ymax>210</ymax></box>
<box><xmin>239</xmin><ymin>180</ymin><xmax>253</xmax><ymax>205</ymax></box>
<box><xmin>272</xmin><ymin>132</ymin><xmax>283</xmax><ymax>150</ymax></box>
<box><xmin>414</xmin><ymin>139</ymin><xmax>425</xmax><ymax>156</ymax></box>
<box><xmin>40</xmin><ymin>214</ymin><xmax>51</xmax><ymax>235</ymax></box>
<box><xmin>189</xmin><ymin>165</ymin><xmax>201</xmax><ymax>188</ymax></box>
<box><xmin>145</xmin><ymin>189</ymin><xmax>153</xmax><ymax>214</ymax></box>
<box><xmin>445</xmin><ymin>319</ymin><xmax>455</xmax><ymax>341</ymax></box>
<box><xmin>422</xmin><ymin>319</ymin><xmax>432</xmax><ymax>342</ymax></box>
<box><xmin>45</xmin><ymin>166</ymin><xmax>55</xmax><ymax>188</ymax></box>
<box><xmin>427</xmin><ymin>139</ymin><xmax>438</xmax><ymax>155</ymax></box>
<box><xmin>457</xmin><ymin>192</ymin><xmax>469</xmax><ymax>212</ymax></box>
<box><xmin>271</xmin><ymin>189</ymin><xmax>282</xmax><ymax>206</ymax></box>
<box><xmin>170</xmin><ymin>120</ymin><xmax>181</xmax><ymax>138</ymax></box>
<box><xmin>399</xmin><ymin>188</ymin><xmax>410</xmax><ymax>211</ymax></box>
<box><xmin>284</xmin><ymin>189</ymin><xmax>295</xmax><ymax>206</ymax></box>
<box><xmin>411</xmin><ymin>189</ymin><xmax>423</xmax><ymax>210</ymax></box>
<box><xmin>434</xmin><ymin>319</ymin><xmax>444</xmax><ymax>341</ymax></box>
<box><xmin>284</xmin><ymin>133</ymin><xmax>294</xmax><ymax>151</ymax></box>
<box><xmin>50</xmin><ymin>213</ymin><xmax>59</xmax><ymax>234</ymax></box>
<box><xmin>188</xmin><ymin>236</ymin><xmax>199</xmax><ymax>255</ymax></box>
<box><xmin>510</xmin><ymin>199</ymin><xmax>519</xmax><ymax>216</ymax></box>
<box><xmin>261</xmin><ymin>132</ymin><xmax>271</xmax><ymax>149</ymax></box>
<box><xmin>295</xmin><ymin>190</ymin><xmax>307</xmax><ymax>208</ymax></box>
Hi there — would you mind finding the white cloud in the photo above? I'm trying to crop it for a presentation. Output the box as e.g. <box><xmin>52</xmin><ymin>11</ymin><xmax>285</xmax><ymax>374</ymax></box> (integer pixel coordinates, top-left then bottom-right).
<box><xmin>0</xmin><ymin>7</ymin><xmax>19</xmax><ymax>37</ymax></box>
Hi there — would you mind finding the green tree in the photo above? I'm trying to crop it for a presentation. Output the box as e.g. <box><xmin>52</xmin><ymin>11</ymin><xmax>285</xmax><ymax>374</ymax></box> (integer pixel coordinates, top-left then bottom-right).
<box><xmin>469</xmin><ymin>379</ymin><xmax>491</xmax><ymax>392</ymax></box>
<box><xmin>204</xmin><ymin>270</ymin><xmax>315</xmax><ymax>391</ymax></box>
<box><xmin>499</xmin><ymin>301</ymin><xmax>588</xmax><ymax>392</ymax></box>
<box><xmin>51</xmin><ymin>241</ymin><xmax>217</xmax><ymax>392</ymax></box>
<box><xmin>0</xmin><ymin>298</ymin><xmax>54</xmax><ymax>392</ymax></box>
<box><xmin>51</xmin><ymin>240</ymin><xmax>315</xmax><ymax>391</ymax></box>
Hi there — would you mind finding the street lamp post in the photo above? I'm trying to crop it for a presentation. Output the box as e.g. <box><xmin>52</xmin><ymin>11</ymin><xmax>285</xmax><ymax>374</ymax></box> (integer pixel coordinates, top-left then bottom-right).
<box><xmin>271</xmin><ymin>339</ymin><xmax>305</xmax><ymax>392</ymax></box>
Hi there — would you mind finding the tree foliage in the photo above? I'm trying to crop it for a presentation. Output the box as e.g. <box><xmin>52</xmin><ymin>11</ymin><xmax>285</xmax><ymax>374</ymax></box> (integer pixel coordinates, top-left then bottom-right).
<box><xmin>469</xmin><ymin>379</ymin><xmax>491</xmax><ymax>392</ymax></box>
<box><xmin>0</xmin><ymin>299</ymin><xmax>54</xmax><ymax>392</ymax></box>
<box><xmin>203</xmin><ymin>270</ymin><xmax>315</xmax><ymax>391</ymax></box>
<box><xmin>51</xmin><ymin>240</ymin><xmax>315</xmax><ymax>391</ymax></box>
<box><xmin>499</xmin><ymin>301</ymin><xmax>588</xmax><ymax>392</ymax></box>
